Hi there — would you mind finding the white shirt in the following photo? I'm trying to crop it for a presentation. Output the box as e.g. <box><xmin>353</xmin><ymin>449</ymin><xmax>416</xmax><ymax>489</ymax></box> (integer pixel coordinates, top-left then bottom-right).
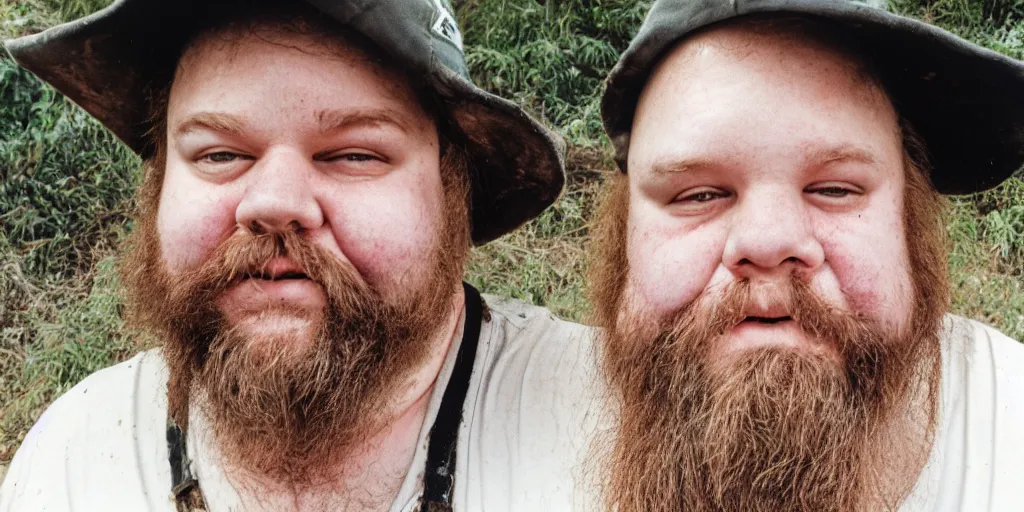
<box><xmin>901</xmin><ymin>315</ymin><xmax>1024</xmax><ymax>511</ymax></box>
<box><xmin>5</xmin><ymin>308</ymin><xmax>1022</xmax><ymax>511</ymax></box>
<box><xmin>0</xmin><ymin>295</ymin><xmax>605</xmax><ymax>511</ymax></box>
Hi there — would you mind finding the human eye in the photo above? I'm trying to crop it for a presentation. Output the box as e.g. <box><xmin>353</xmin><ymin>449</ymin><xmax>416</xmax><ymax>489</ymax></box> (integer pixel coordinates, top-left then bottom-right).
<box><xmin>192</xmin><ymin>150</ymin><xmax>255</xmax><ymax>179</ymax></box>
<box><xmin>810</xmin><ymin>186</ymin><xmax>852</xmax><ymax>197</ymax></box>
<box><xmin>315</xmin><ymin>149</ymin><xmax>390</xmax><ymax>177</ymax></box>
<box><xmin>804</xmin><ymin>181</ymin><xmax>867</xmax><ymax>212</ymax></box>
<box><xmin>322</xmin><ymin>152</ymin><xmax>383</xmax><ymax>163</ymax></box>
<box><xmin>672</xmin><ymin>187</ymin><xmax>730</xmax><ymax>204</ymax></box>
<box><xmin>805</xmin><ymin>182</ymin><xmax>863</xmax><ymax>199</ymax></box>
<box><xmin>199</xmin><ymin>151</ymin><xmax>249</xmax><ymax>164</ymax></box>
<box><xmin>666</xmin><ymin>187</ymin><xmax>732</xmax><ymax>217</ymax></box>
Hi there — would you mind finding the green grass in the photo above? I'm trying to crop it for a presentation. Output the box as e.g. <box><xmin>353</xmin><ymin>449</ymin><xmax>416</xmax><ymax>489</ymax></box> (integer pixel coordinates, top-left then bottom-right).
<box><xmin>467</xmin><ymin>160</ymin><xmax>606</xmax><ymax>321</ymax></box>
<box><xmin>947</xmin><ymin>178</ymin><xmax>1024</xmax><ymax>337</ymax></box>
<box><xmin>1</xmin><ymin>0</ymin><xmax>1022</xmax><ymax>474</ymax></box>
<box><xmin>459</xmin><ymin>0</ymin><xmax>648</xmax><ymax>146</ymax></box>
<box><xmin>1</xmin><ymin>0</ymin><xmax>112</xmax><ymax>38</ymax></box>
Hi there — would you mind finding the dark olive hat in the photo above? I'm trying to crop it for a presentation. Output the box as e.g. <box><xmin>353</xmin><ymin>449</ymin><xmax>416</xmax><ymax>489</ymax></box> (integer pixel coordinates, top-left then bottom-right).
<box><xmin>602</xmin><ymin>0</ymin><xmax>1024</xmax><ymax>194</ymax></box>
<box><xmin>4</xmin><ymin>0</ymin><xmax>565</xmax><ymax>244</ymax></box>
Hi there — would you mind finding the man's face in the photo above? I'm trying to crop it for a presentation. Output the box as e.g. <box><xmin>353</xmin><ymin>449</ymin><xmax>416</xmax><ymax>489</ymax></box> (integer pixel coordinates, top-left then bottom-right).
<box><xmin>623</xmin><ymin>25</ymin><xmax>913</xmax><ymax>352</ymax></box>
<box><xmin>159</xmin><ymin>29</ymin><xmax>446</xmax><ymax>350</ymax></box>
<box><xmin>123</xmin><ymin>26</ymin><xmax>470</xmax><ymax>483</ymax></box>
<box><xmin>591</xmin><ymin>21</ymin><xmax>947</xmax><ymax>512</ymax></box>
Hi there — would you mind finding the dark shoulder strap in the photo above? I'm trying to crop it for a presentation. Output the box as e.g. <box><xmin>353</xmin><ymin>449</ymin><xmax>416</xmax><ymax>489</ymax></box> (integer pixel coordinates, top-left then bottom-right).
<box><xmin>419</xmin><ymin>282</ymin><xmax>485</xmax><ymax>511</ymax></box>
<box><xmin>168</xmin><ymin>421</ymin><xmax>206</xmax><ymax>511</ymax></box>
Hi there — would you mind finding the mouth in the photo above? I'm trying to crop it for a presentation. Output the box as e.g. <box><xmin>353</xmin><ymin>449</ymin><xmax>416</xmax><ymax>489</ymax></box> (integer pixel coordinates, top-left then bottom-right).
<box><xmin>243</xmin><ymin>271</ymin><xmax>309</xmax><ymax>281</ymax></box>
<box><xmin>217</xmin><ymin>258</ymin><xmax>326</xmax><ymax>315</ymax></box>
<box><xmin>740</xmin><ymin>315</ymin><xmax>793</xmax><ymax>325</ymax></box>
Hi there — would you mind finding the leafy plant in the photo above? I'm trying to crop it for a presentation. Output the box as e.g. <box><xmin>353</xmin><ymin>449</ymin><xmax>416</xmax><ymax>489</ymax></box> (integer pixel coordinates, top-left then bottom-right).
<box><xmin>459</xmin><ymin>0</ymin><xmax>649</xmax><ymax>145</ymax></box>
<box><xmin>0</xmin><ymin>59</ymin><xmax>139</xmax><ymax>280</ymax></box>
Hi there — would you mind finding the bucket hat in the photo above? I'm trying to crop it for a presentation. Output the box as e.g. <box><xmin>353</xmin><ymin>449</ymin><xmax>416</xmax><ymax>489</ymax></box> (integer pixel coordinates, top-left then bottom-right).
<box><xmin>602</xmin><ymin>0</ymin><xmax>1024</xmax><ymax>194</ymax></box>
<box><xmin>4</xmin><ymin>0</ymin><xmax>565</xmax><ymax>244</ymax></box>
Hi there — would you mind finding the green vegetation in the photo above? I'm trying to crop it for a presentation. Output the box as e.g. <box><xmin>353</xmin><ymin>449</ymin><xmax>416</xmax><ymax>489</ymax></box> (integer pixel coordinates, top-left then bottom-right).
<box><xmin>1</xmin><ymin>0</ymin><xmax>1022</xmax><ymax>474</ymax></box>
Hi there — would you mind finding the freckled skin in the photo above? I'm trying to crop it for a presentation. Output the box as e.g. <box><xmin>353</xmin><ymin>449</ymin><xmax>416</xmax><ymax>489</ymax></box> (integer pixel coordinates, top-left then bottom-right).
<box><xmin>157</xmin><ymin>32</ymin><xmax>444</xmax><ymax>317</ymax></box>
<box><xmin>624</xmin><ymin>25</ymin><xmax>915</xmax><ymax>350</ymax></box>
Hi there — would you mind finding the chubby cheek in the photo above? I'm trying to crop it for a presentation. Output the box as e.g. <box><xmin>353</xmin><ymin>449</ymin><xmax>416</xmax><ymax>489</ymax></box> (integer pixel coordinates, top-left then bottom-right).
<box><xmin>321</xmin><ymin>179</ymin><xmax>443</xmax><ymax>297</ymax></box>
<box><xmin>623</xmin><ymin>205</ymin><xmax>726</xmax><ymax>320</ymax></box>
<box><xmin>156</xmin><ymin>172</ymin><xmax>238</xmax><ymax>273</ymax></box>
<box><xmin>818</xmin><ymin>212</ymin><xmax>915</xmax><ymax>333</ymax></box>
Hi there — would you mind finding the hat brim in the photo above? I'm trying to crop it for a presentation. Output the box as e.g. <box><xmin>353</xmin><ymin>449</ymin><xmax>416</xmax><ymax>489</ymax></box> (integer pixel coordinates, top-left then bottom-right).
<box><xmin>602</xmin><ymin>0</ymin><xmax>1024</xmax><ymax>194</ymax></box>
<box><xmin>4</xmin><ymin>0</ymin><xmax>565</xmax><ymax>244</ymax></box>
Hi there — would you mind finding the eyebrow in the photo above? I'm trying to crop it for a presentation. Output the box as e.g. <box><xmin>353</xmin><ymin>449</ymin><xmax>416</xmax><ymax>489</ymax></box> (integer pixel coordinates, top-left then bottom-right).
<box><xmin>804</xmin><ymin>145</ymin><xmax>878</xmax><ymax>169</ymax></box>
<box><xmin>650</xmin><ymin>157</ymin><xmax>718</xmax><ymax>176</ymax></box>
<box><xmin>172</xmin><ymin>108</ymin><xmax>414</xmax><ymax>139</ymax></box>
<box><xmin>648</xmin><ymin>145</ymin><xmax>878</xmax><ymax>177</ymax></box>
<box><xmin>316</xmin><ymin>108</ymin><xmax>412</xmax><ymax>135</ymax></box>
<box><xmin>174</xmin><ymin>112</ymin><xmax>247</xmax><ymax>138</ymax></box>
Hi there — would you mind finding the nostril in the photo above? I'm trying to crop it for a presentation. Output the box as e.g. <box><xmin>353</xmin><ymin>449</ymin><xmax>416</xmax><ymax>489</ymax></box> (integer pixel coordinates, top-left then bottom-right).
<box><xmin>249</xmin><ymin>220</ymin><xmax>267</xmax><ymax>235</ymax></box>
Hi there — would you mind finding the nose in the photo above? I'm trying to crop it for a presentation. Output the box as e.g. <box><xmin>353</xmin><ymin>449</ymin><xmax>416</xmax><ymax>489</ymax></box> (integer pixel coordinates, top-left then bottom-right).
<box><xmin>235</xmin><ymin>149</ymin><xmax>324</xmax><ymax>234</ymax></box>
<box><xmin>722</xmin><ymin>188</ymin><xmax>825</xmax><ymax>277</ymax></box>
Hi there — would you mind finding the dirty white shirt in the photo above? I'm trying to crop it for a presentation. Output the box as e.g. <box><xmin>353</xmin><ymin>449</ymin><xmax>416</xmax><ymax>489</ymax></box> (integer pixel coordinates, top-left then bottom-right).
<box><xmin>0</xmin><ymin>295</ymin><xmax>605</xmax><ymax>512</ymax></box>
<box><xmin>900</xmin><ymin>315</ymin><xmax>1024</xmax><ymax>511</ymax></box>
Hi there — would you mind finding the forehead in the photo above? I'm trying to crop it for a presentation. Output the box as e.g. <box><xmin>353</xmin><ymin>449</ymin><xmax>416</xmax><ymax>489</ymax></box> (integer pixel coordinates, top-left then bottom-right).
<box><xmin>629</xmin><ymin>21</ymin><xmax>900</xmax><ymax>176</ymax></box>
<box><xmin>167</xmin><ymin>25</ymin><xmax>429</xmax><ymax>129</ymax></box>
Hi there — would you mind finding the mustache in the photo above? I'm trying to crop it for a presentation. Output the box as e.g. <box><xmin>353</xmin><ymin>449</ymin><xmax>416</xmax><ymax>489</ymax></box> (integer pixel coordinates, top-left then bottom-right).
<box><xmin>660</xmin><ymin>276</ymin><xmax>882</xmax><ymax>357</ymax></box>
<box><xmin>167</xmin><ymin>230</ymin><xmax>370</xmax><ymax>306</ymax></box>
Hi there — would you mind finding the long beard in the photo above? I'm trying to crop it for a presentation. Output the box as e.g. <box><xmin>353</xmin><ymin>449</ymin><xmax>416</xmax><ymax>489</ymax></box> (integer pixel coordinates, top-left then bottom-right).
<box><xmin>602</xmin><ymin>278</ymin><xmax>939</xmax><ymax>512</ymax></box>
<box><xmin>120</xmin><ymin>160</ymin><xmax>469</xmax><ymax>485</ymax></box>
<box><xmin>588</xmin><ymin>165</ymin><xmax>948</xmax><ymax>512</ymax></box>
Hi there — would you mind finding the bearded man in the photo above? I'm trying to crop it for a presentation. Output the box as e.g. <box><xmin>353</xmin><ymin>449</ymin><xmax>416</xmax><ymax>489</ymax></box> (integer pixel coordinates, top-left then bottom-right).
<box><xmin>0</xmin><ymin>1</ymin><xmax>602</xmax><ymax>510</ymax></box>
<box><xmin>590</xmin><ymin>1</ymin><xmax>1024</xmax><ymax>511</ymax></box>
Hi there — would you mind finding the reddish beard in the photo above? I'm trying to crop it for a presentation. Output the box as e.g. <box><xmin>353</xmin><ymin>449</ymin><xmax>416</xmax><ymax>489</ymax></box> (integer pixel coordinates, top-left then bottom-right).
<box><xmin>603</xmin><ymin>276</ymin><xmax>937</xmax><ymax>512</ymax></box>
<box><xmin>120</xmin><ymin>152</ymin><xmax>470</xmax><ymax>485</ymax></box>
<box><xmin>589</xmin><ymin>154</ymin><xmax>947</xmax><ymax>512</ymax></box>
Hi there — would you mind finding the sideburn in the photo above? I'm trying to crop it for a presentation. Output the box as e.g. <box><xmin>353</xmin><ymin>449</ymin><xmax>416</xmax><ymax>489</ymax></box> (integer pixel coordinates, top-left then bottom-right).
<box><xmin>585</xmin><ymin>172</ymin><xmax>630</xmax><ymax>331</ymax></box>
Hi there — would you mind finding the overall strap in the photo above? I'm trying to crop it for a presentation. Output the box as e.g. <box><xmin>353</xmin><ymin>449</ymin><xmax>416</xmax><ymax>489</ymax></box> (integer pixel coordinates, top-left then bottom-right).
<box><xmin>419</xmin><ymin>282</ymin><xmax>485</xmax><ymax>511</ymax></box>
<box><xmin>167</xmin><ymin>420</ymin><xmax>206</xmax><ymax>511</ymax></box>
